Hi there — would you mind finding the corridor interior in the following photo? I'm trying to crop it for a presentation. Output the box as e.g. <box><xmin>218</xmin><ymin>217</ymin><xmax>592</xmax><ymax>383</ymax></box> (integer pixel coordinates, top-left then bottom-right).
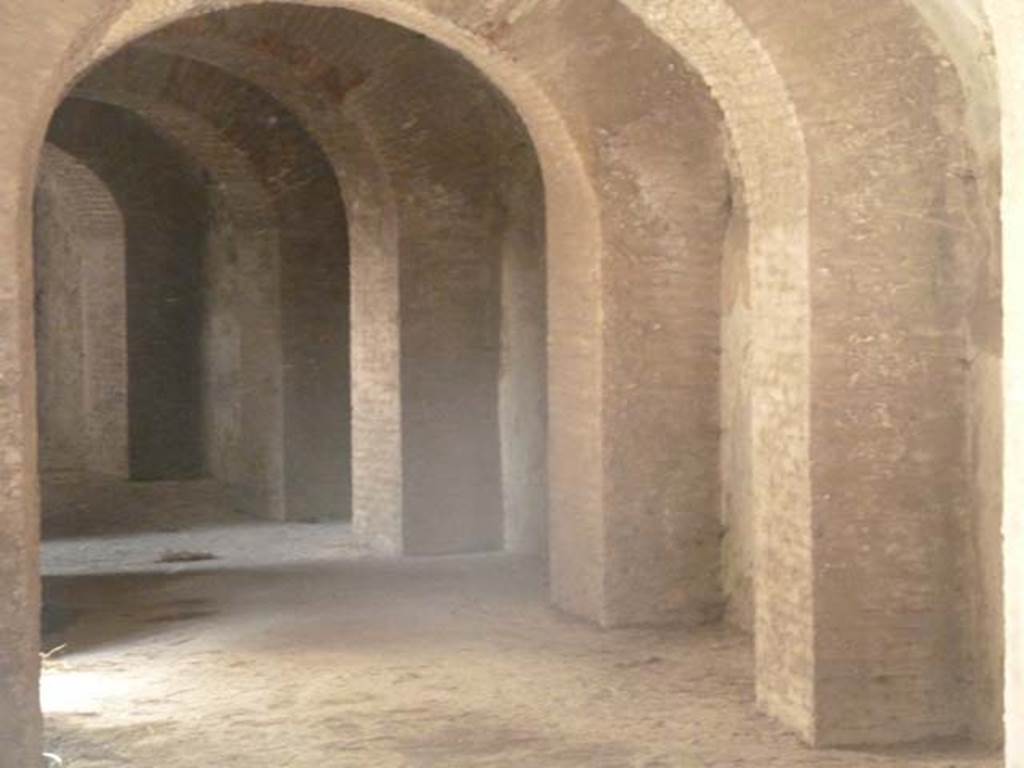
<box><xmin>22</xmin><ymin>1</ymin><xmax>1007</xmax><ymax>766</ymax></box>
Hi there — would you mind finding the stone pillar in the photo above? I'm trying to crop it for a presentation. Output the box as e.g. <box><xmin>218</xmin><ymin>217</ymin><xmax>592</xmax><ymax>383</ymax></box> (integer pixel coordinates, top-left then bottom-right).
<box><xmin>0</xmin><ymin>45</ymin><xmax>42</xmax><ymax>768</ymax></box>
<box><xmin>0</xmin><ymin>213</ymin><xmax>41</xmax><ymax>768</ymax></box>
<box><xmin>33</xmin><ymin>178</ymin><xmax>86</xmax><ymax>473</ymax></box>
<box><xmin>79</xmin><ymin>174</ymin><xmax>129</xmax><ymax>478</ymax></box>
<box><xmin>540</xmin><ymin>0</ymin><xmax>732</xmax><ymax>628</ymax></box>
<box><xmin>713</xmin><ymin>0</ymin><xmax>1002</xmax><ymax>747</ymax></box>
<box><xmin>988</xmin><ymin>0</ymin><xmax>1024</xmax><ymax>763</ymax></box>
<box><xmin>344</xmin><ymin>35</ymin><xmax>528</xmax><ymax>557</ymax></box>
<box><xmin>499</xmin><ymin>155</ymin><xmax>548</xmax><ymax>556</ymax></box>
<box><xmin>279</xmin><ymin>204</ymin><xmax>350</xmax><ymax>523</ymax></box>
<box><xmin>397</xmin><ymin>220</ymin><xmax>504</xmax><ymax>554</ymax></box>
<box><xmin>350</xmin><ymin>173</ymin><xmax>403</xmax><ymax>553</ymax></box>
<box><xmin>34</xmin><ymin>146</ymin><xmax>129</xmax><ymax>479</ymax></box>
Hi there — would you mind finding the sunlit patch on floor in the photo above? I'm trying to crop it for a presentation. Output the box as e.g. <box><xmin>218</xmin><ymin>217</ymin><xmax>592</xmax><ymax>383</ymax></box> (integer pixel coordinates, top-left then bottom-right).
<box><xmin>41</xmin><ymin>668</ymin><xmax>142</xmax><ymax>716</ymax></box>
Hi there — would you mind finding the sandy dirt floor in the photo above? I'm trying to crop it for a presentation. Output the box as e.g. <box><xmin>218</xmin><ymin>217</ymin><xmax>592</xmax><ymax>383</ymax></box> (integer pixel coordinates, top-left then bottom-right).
<box><xmin>39</xmin><ymin>479</ymin><xmax>1003</xmax><ymax>768</ymax></box>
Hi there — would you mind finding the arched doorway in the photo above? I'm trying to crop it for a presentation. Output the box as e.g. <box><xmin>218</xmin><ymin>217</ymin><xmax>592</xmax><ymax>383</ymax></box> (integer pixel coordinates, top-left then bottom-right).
<box><xmin>0</xmin><ymin>0</ymin><xmax>828</xmax><ymax>765</ymax></box>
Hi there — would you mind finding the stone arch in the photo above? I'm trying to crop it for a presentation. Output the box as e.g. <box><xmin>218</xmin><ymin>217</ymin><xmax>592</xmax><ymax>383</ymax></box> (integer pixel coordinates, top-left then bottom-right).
<box><xmin>67</xmin><ymin>87</ymin><xmax>288</xmax><ymax>520</ymax></box>
<box><xmin>91</xmin><ymin>21</ymin><xmax>407</xmax><ymax>541</ymax></box>
<box><xmin>123</xmin><ymin>10</ymin><xmax>541</xmax><ymax>556</ymax></box>
<box><xmin>89</xmin><ymin>9</ymin><xmax>555</xmax><ymax>554</ymax></box>
<box><xmin>74</xmin><ymin>45</ymin><xmax>353</xmax><ymax>523</ymax></box>
<box><xmin>0</xmin><ymin>1</ymin><xmax>813</xmax><ymax>763</ymax></box>
<box><xmin>128</xmin><ymin>25</ymin><xmax>407</xmax><ymax>551</ymax></box>
<box><xmin>614</xmin><ymin>2</ymin><xmax>812</xmax><ymax>731</ymax></box>
<box><xmin>722</xmin><ymin>0</ymin><xmax>1003</xmax><ymax>747</ymax></box>
<box><xmin>61</xmin><ymin>3</ymin><xmax>803</xmax><ymax>613</ymax></box>
<box><xmin>66</xmin><ymin>0</ymin><xmax>606</xmax><ymax>589</ymax></box>
<box><xmin>0</xmin><ymin>0</ymin><xmax>1016</xmax><ymax>758</ymax></box>
<box><xmin>46</xmin><ymin>97</ymin><xmax>212</xmax><ymax>481</ymax></box>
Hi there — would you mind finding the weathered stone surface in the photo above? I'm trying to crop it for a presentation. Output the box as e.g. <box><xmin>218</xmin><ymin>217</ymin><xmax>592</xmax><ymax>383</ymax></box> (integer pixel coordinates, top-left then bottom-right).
<box><xmin>0</xmin><ymin>0</ymin><xmax>1016</xmax><ymax>764</ymax></box>
<box><xmin>46</xmin><ymin>98</ymin><xmax>209</xmax><ymax>482</ymax></box>
<box><xmin>34</xmin><ymin>146</ymin><xmax>128</xmax><ymax>479</ymax></box>
<box><xmin>986</xmin><ymin>0</ymin><xmax>1024</xmax><ymax>763</ymax></box>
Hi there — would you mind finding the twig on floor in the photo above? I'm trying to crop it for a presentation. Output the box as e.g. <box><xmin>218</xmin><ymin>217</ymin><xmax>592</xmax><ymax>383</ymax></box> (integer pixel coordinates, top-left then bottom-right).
<box><xmin>41</xmin><ymin>643</ymin><xmax>67</xmax><ymax>660</ymax></box>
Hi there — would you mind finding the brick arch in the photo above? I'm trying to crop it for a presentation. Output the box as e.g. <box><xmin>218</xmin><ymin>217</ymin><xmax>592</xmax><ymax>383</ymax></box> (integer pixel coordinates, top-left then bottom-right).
<box><xmin>69</xmin><ymin>1</ymin><xmax>606</xmax><ymax>595</ymax></box>
<box><xmin>67</xmin><ymin>86</ymin><xmax>288</xmax><ymax>520</ymax></box>
<box><xmin>115</xmin><ymin>10</ymin><xmax>548</xmax><ymax>556</ymax></box>
<box><xmin>76</xmin><ymin>45</ymin><xmax>353</xmax><ymax>524</ymax></box>
<box><xmin>64</xmin><ymin>0</ymin><xmax>778</xmax><ymax>615</ymax></box>
<box><xmin>46</xmin><ymin>97</ymin><xmax>212</xmax><ymax>481</ymax></box>
<box><xmin>3</xmin><ymin>0</ymin><xmax>1014</xmax><ymax>758</ymax></box>
<box><xmin>615</xmin><ymin>1</ymin><xmax>812</xmax><ymax>734</ymax></box>
<box><xmin>0</xmin><ymin>1</ymin><xmax>812</xmax><ymax>763</ymax></box>
<box><xmin>118</xmin><ymin>23</ymin><xmax>407</xmax><ymax>549</ymax></box>
<box><xmin>34</xmin><ymin>144</ymin><xmax>128</xmax><ymax>478</ymax></box>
